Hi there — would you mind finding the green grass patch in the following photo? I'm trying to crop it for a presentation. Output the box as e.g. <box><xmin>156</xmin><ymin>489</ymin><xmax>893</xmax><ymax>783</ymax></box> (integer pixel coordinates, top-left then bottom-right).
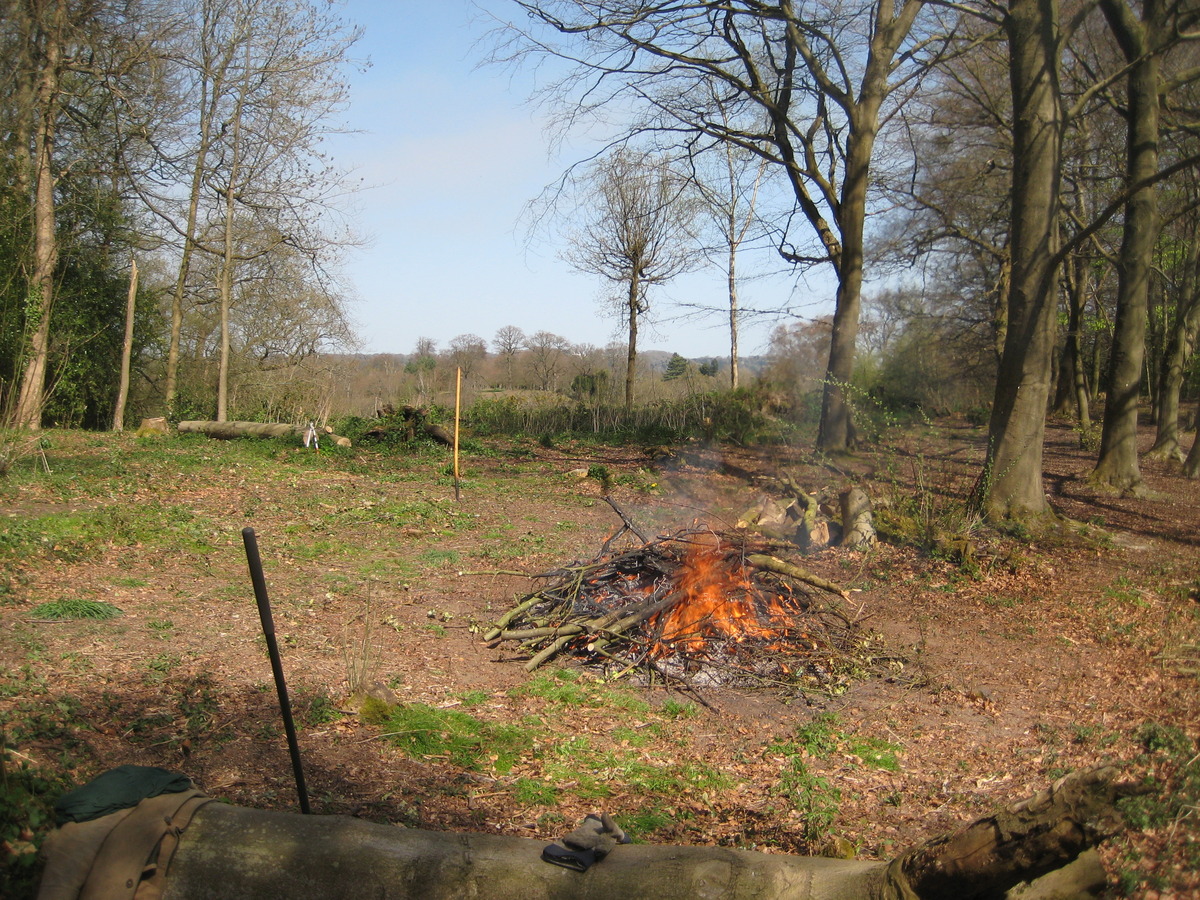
<box><xmin>419</xmin><ymin>548</ymin><xmax>462</xmax><ymax>567</ymax></box>
<box><xmin>0</xmin><ymin>502</ymin><xmax>215</xmax><ymax>563</ymax></box>
<box><xmin>29</xmin><ymin>598</ymin><xmax>121</xmax><ymax>620</ymax></box>
<box><xmin>611</xmin><ymin>724</ymin><xmax>659</xmax><ymax>747</ymax></box>
<box><xmin>513</xmin><ymin>670</ymin><xmax>590</xmax><ymax>706</ymax></box>
<box><xmin>542</xmin><ymin>734</ymin><xmax>730</xmax><ymax>802</ymax></box>
<box><xmin>781</xmin><ymin>713</ymin><xmax>902</xmax><ymax>771</ymax></box>
<box><xmin>512</xmin><ymin>669</ymin><xmax>652</xmax><ymax>714</ymax></box>
<box><xmin>616</xmin><ymin>807</ymin><xmax>676</xmax><ymax>840</ymax></box>
<box><xmin>368</xmin><ymin>701</ymin><xmax>530</xmax><ymax>775</ymax></box>
<box><xmin>660</xmin><ymin>698</ymin><xmax>699</xmax><ymax>718</ymax></box>
<box><xmin>512</xmin><ymin>777</ymin><xmax>558</xmax><ymax>805</ymax></box>
<box><xmin>846</xmin><ymin>735</ymin><xmax>903</xmax><ymax>772</ymax></box>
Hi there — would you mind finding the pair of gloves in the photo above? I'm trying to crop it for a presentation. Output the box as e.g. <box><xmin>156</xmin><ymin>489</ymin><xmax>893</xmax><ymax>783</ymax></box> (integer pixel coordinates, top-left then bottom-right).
<box><xmin>541</xmin><ymin>812</ymin><xmax>631</xmax><ymax>871</ymax></box>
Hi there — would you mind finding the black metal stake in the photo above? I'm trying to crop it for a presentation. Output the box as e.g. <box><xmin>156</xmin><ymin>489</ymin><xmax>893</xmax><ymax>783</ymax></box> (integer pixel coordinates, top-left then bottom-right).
<box><xmin>242</xmin><ymin>526</ymin><xmax>310</xmax><ymax>814</ymax></box>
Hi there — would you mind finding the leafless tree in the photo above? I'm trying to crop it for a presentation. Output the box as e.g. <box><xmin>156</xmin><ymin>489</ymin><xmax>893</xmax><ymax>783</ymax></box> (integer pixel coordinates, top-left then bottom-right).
<box><xmin>448</xmin><ymin>333</ymin><xmax>488</xmax><ymax>382</ymax></box>
<box><xmin>492</xmin><ymin>325</ymin><xmax>526</xmax><ymax>388</ymax></box>
<box><xmin>140</xmin><ymin>0</ymin><xmax>360</xmax><ymax>420</ymax></box>
<box><xmin>1090</xmin><ymin>0</ymin><xmax>1200</xmax><ymax>495</ymax></box>
<box><xmin>688</xmin><ymin>105</ymin><xmax>771</xmax><ymax>392</ymax></box>
<box><xmin>497</xmin><ymin>0</ymin><xmax>956</xmax><ymax>448</ymax></box>
<box><xmin>523</xmin><ymin>330</ymin><xmax>571</xmax><ymax>392</ymax></box>
<box><xmin>561</xmin><ymin>149</ymin><xmax>696</xmax><ymax>407</ymax></box>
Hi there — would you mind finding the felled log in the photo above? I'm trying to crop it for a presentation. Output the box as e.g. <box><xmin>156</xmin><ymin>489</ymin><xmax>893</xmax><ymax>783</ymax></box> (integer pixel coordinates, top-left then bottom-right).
<box><xmin>40</xmin><ymin>768</ymin><xmax>1123</xmax><ymax>900</ymax></box>
<box><xmin>176</xmin><ymin>420</ymin><xmax>351</xmax><ymax>448</ymax></box>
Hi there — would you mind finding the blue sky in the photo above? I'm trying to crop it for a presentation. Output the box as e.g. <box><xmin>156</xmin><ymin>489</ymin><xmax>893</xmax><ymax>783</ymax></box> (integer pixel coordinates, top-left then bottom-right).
<box><xmin>325</xmin><ymin>1</ymin><xmax>821</xmax><ymax>360</ymax></box>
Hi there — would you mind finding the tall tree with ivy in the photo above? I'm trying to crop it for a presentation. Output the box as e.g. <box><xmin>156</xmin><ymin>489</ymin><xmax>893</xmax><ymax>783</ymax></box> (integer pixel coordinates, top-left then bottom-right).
<box><xmin>1</xmin><ymin>0</ymin><xmax>154</xmax><ymax>429</ymax></box>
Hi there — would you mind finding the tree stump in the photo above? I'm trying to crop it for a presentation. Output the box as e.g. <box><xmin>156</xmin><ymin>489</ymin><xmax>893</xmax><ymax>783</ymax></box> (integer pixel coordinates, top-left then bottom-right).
<box><xmin>840</xmin><ymin>487</ymin><xmax>876</xmax><ymax>550</ymax></box>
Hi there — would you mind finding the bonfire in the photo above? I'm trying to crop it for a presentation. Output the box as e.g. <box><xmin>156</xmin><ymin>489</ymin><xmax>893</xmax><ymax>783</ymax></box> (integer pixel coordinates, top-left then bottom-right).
<box><xmin>486</xmin><ymin>505</ymin><xmax>901</xmax><ymax>696</ymax></box>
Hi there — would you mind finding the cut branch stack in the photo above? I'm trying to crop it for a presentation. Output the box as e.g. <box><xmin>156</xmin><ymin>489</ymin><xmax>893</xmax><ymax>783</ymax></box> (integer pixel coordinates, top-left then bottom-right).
<box><xmin>486</xmin><ymin>527</ymin><xmax>899</xmax><ymax>693</ymax></box>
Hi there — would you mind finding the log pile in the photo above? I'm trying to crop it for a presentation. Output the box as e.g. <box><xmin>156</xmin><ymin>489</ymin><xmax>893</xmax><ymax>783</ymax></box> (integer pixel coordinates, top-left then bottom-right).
<box><xmin>486</xmin><ymin>509</ymin><xmax>898</xmax><ymax>694</ymax></box>
<box><xmin>738</xmin><ymin>474</ymin><xmax>876</xmax><ymax>553</ymax></box>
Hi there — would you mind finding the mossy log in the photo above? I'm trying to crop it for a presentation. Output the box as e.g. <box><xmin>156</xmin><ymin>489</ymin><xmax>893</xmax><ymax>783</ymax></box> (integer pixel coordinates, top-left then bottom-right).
<box><xmin>139</xmin><ymin>769</ymin><xmax>1122</xmax><ymax>899</ymax></box>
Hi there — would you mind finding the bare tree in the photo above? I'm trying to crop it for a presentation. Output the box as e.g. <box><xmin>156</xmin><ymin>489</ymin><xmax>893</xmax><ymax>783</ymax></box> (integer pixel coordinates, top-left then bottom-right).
<box><xmin>690</xmin><ymin>109</ymin><xmax>769</xmax><ymax>391</ymax></box>
<box><xmin>1090</xmin><ymin>0</ymin><xmax>1200</xmax><ymax>495</ymax></box>
<box><xmin>448</xmin><ymin>333</ymin><xmax>488</xmax><ymax>382</ymax></box>
<box><xmin>523</xmin><ymin>330</ymin><xmax>571</xmax><ymax>392</ymax></box>
<box><xmin>562</xmin><ymin>149</ymin><xmax>696</xmax><ymax>407</ymax></box>
<box><xmin>492</xmin><ymin>325</ymin><xmax>525</xmax><ymax>388</ymax></box>
<box><xmin>1147</xmin><ymin>185</ymin><xmax>1200</xmax><ymax>461</ymax></box>
<box><xmin>143</xmin><ymin>0</ymin><xmax>359</xmax><ymax>419</ymax></box>
<box><xmin>499</xmin><ymin>0</ymin><xmax>953</xmax><ymax>448</ymax></box>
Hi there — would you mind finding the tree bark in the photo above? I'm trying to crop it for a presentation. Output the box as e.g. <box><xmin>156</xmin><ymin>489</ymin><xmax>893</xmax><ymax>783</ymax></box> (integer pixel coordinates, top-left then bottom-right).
<box><xmin>1091</xmin><ymin>0</ymin><xmax>1162</xmax><ymax>497</ymax></box>
<box><xmin>816</xmin><ymin>0</ymin><xmax>919</xmax><ymax>454</ymax></box>
<box><xmin>729</xmin><ymin>239</ymin><xmax>741</xmax><ymax>391</ymax></box>
<box><xmin>138</xmin><ymin>768</ymin><xmax>1119</xmax><ymax>900</ymax></box>
<box><xmin>112</xmin><ymin>258</ymin><xmax>138</xmax><ymax>433</ymax></box>
<box><xmin>11</xmin><ymin>0</ymin><xmax>67</xmax><ymax>431</ymax></box>
<box><xmin>625</xmin><ymin>268</ymin><xmax>641</xmax><ymax>408</ymax></box>
<box><xmin>978</xmin><ymin>0</ymin><xmax>1063</xmax><ymax>521</ymax></box>
<box><xmin>1185</xmin><ymin>396</ymin><xmax>1200</xmax><ymax>477</ymax></box>
<box><xmin>1146</xmin><ymin>225</ymin><xmax>1200</xmax><ymax>461</ymax></box>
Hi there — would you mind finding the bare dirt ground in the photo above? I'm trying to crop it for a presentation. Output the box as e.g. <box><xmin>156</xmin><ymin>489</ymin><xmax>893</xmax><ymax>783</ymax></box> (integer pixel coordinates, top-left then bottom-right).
<box><xmin>2</xmin><ymin>418</ymin><xmax>1198</xmax><ymax>898</ymax></box>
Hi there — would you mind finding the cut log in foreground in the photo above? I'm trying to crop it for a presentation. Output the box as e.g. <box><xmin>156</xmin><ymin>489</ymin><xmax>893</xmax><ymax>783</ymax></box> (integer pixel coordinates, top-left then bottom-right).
<box><xmin>176</xmin><ymin>420</ymin><xmax>351</xmax><ymax>447</ymax></box>
<box><xmin>36</xmin><ymin>767</ymin><xmax>1123</xmax><ymax>899</ymax></box>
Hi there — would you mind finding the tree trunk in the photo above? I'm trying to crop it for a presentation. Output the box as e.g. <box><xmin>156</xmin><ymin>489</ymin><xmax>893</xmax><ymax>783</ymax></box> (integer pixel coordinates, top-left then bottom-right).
<box><xmin>1052</xmin><ymin>239</ymin><xmax>1089</xmax><ymax>419</ymax></box>
<box><xmin>625</xmin><ymin>269</ymin><xmax>641</xmax><ymax>408</ymax></box>
<box><xmin>1091</xmin><ymin>0</ymin><xmax>1161</xmax><ymax>497</ymax></box>
<box><xmin>729</xmin><ymin>239</ymin><xmax>740</xmax><ymax>391</ymax></box>
<box><xmin>37</xmin><ymin>768</ymin><xmax>1111</xmax><ymax>900</ymax></box>
<box><xmin>819</xmin><ymin>270</ymin><xmax>863</xmax><ymax>453</ymax></box>
<box><xmin>1146</xmin><ymin>229</ymin><xmax>1200</xmax><ymax>461</ymax></box>
<box><xmin>11</xmin><ymin>0</ymin><xmax>67</xmax><ymax>431</ymax></box>
<box><xmin>1184</xmin><ymin>395</ymin><xmax>1200</xmax><ymax>477</ymax></box>
<box><xmin>817</xmin><ymin>49</ymin><xmax>888</xmax><ymax>452</ymax></box>
<box><xmin>978</xmin><ymin>0</ymin><xmax>1063</xmax><ymax>521</ymax></box>
<box><xmin>112</xmin><ymin>258</ymin><xmax>139</xmax><ymax>432</ymax></box>
<box><xmin>1057</xmin><ymin>249</ymin><xmax>1093</xmax><ymax>436</ymax></box>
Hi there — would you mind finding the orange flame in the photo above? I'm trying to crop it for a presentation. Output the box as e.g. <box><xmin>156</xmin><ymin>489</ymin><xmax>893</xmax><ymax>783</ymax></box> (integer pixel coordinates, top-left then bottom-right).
<box><xmin>650</xmin><ymin>545</ymin><xmax>792</xmax><ymax>657</ymax></box>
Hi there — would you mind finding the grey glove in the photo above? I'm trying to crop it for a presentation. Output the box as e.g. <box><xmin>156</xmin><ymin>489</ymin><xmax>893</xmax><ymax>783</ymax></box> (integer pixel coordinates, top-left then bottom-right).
<box><xmin>542</xmin><ymin>812</ymin><xmax>631</xmax><ymax>871</ymax></box>
<box><xmin>563</xmin><ymin>812</ymin><xmax>628</xmax><ymax>859</ymax></box>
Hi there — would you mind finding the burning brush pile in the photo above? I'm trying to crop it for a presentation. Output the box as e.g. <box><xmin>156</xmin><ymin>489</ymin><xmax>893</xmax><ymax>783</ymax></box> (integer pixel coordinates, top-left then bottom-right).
<box><xmin>486</xmin><ymin>520</ymin><xmax>901</xmax><ymax>695</ymax></box>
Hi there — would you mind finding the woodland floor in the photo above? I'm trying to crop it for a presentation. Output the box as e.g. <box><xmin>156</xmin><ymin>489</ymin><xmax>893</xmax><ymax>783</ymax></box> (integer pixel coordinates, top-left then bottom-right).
<box><xmin>1</xmin><ymin>417</ymin><xmax>1199</xmax><ymax>898</ymax></box>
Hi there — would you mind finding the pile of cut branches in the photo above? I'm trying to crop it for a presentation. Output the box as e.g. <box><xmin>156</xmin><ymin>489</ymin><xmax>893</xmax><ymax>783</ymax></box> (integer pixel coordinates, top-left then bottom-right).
<box><xmin>486</xmin><ymin>513</ymin><xmax>903</xmax><ymax>696</ymax></box>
